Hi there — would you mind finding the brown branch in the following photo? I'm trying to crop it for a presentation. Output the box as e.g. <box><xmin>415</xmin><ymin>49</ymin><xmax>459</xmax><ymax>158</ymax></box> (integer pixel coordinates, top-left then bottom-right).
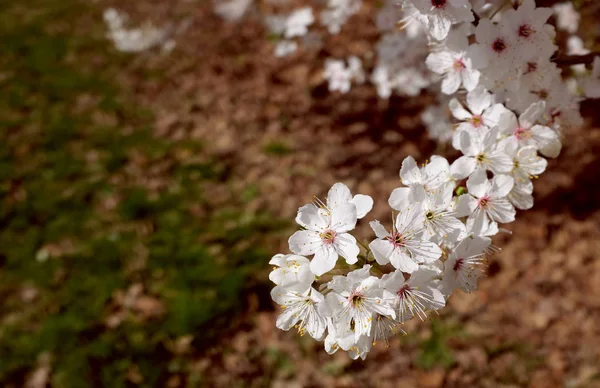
<box><xmin>553</xmin><ymin>52</ymin><xmax>600</xmax><ymax>66</ymax></box>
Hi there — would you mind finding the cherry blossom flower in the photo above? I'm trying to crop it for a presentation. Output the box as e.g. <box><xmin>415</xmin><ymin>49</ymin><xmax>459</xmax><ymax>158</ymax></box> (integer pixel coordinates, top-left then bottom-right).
<box><xmin>498</xmin><ymin>101</ymin><xmax>561</xmax><ymax>158</ymax></box>
<box><xmin>441</xmin><ymin>236</ymin><xmax>490</xmax><ymax>294</ymax></box>
<box><xmin>503</xmin><ymin>0</ymin><xmax>554</xmax><ymax>61</ymax></box>
<box><xmin>323</xmin><ymin>266</ymin><xmax>396</xmax><ymax>348</ymax></box>
<box><xmin>451</xmin><ymin>127</ymin><xmax>513</xmax><ymax>179</ymax></box>
<box><xmin>381</xmin><ymin>268</ymin><xmax>445</xmax><ymax>322</ymax></box>
<box><xmin>288</xmin><ymin>203</ymin><xmax>359</xmax><ymax>276</ymax></box>
<box><xmin>426</xmin><ymin>26</ymin><xmax>480</xmax><ymax>94</ymax></box>
<box><xmin>552</xmin><ymin>2</ymin><xmax>580</xmax><ymax>34</ymax></box>
<box><xmin>284</xmin><ymin>7</ymin><xmax>314</xmax><ymax>38</ymax></box>
<box><xmin>406</xmin><ymin>0</ymin><xmax>474</xmax><ymax>41</ymax></box>
<box><xmin>457</xmin><ymin>169</ymin><xmax>516</xmax><ymax>224</ymax></box>
<box><xmin>448</xmin><ymin>86</ymin><xmax>508</xmax><ymax>149</ymax></box>
<box><xmin>499</xmin><ymin>136</ymin><xmax>547</xmax><ymax>185</ymax></box>
<box><xmin>369</xmin><ymin>206</ymin><xmax>442</xmax><ymax>273</ymax></box>
<box><xmin>269</xmin><ymin>254</ymin><xmax>315</xmax><ymax>290</ymax></box>
<box><xmin>271</xmin><ymin>286</ymin><xmax>328</xmax><ymax>339</ymax></box>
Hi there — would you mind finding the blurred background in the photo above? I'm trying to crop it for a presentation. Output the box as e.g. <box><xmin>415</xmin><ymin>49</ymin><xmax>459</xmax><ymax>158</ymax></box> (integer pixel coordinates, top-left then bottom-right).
<box><xmin>1</xmin><ymin>0</ymin><xmax>600</xmax><ymax>387</ymax></box>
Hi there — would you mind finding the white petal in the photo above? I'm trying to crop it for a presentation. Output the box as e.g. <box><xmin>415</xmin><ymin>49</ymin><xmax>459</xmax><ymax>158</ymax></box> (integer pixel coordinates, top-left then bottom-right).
<box><xmin>456</xmin><ymin>194</ymin><xmax>478</xmax><ymax>217</ymax></box>
<box><xmin>441</xmin><ymin>71</ymin><xmax>461</xmax><ymax>95</ymax></box>
<box><xmin>400</xmin><ymin>156</ymin><xmax>422</xmax><ymax>185</ymax></box>
<box><xmin>428</xmin><ymin>13</ymin><xmax>452</xmax><ymax>41</ymax></box>
<box><xmin>486</xmin><ymin>151</ymin><xmax>513</xmax><ymax>174</ymax></box>
<box><xmin>388</xmin><ymin>187</ymin><xmax>411</xmax><ymax>210</ymax></box>
<box><xmin>309</xmin><ymin>245</ymin><xmax>339</xmax><ymax>276</ymax></box>
<box><xmin>539</xmin><ymin>138</ymin><xmax>562</xmax><ymax>158</ymax></box>
<box><xmin>425</xmin><ymin>51</ymin><xmax>453</xmax><ymax>74</ymax></box>
<box><xmin>466</xmin><ymin>169</ymin><xmax>490</xmax><ymax>198</ymax></box>
<box><xmin>369</xmin><ymin>239</ymin><xmax>394</xmax><ymax>266</ymax></box>
<box><xmin>289</xmin><ymin>230</ymin><xmax>322</xmax><ymax>255</ymax></box>
<box><xmin>350</xmin><ymin>194</ymin><xmax>374</xmax><ymax>219</ymax></box>
<box><xmin>330</xmin><ymin>203</ymin><xmax>358</xmax><ymax>233</ymax></box>
<box><xmin>389</xmin><ymin>248</ymin><xmax>419</xmax><ymax>273</ymax></box>
<box><xmin>327</xmin><ymin>182</ymin><xmax>353</xmax><ymax>208</ymax></box>
<box><xmin>466</xmin><ymin>86</ymin><xmax>492</xmax><ymax>115</ymax></box>
<box><xmin>518</xmin><ymin>101</ymin><xmax>546</xmax><ymax>128</ymax></box>
<box><xmin>449</xmin><ymin>98</ymin><xmax>472</xmax><ymax>121</ymax></box>
<box><xmin>406</xmin><ymin>239</ymin><xmax>442</xmax><ymax>264</ymax></box>
<box><xmin>491</xmin><ymin>174</ymin><xmax>514</xmax><ymax>198</ymax></box>
<box><xmin>461</xmin><ymin>67</ymin><xmax>480</xmax><ymax>92</ymax></box>
<box><xmin>295</xmin><ymin>204</ymin><xmax>328</xmax><ymax>231</ymax></box>
<box><xmin>335</xmin><ymin>233</ymin><xmax>359</xmax><ymax>264</ymax></box>
<box><xmin>369</xmin><ymin>220</ymin><xmax>390</xmax><ymax>239</ymax></box>
<box><xmin>450</xmin><ymin>156</ymin><xmax>477</xmax><ymax>180</ymax></box>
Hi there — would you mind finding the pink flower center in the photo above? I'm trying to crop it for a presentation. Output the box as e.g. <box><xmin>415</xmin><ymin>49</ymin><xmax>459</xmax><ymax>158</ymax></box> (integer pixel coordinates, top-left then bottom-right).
<box><xmin>514</xmin><ymin>127</ymin><xmax>531</xmax><ymax>140</ymax></box>
<box><xmin>397</xmin><ymin>285</ymin><xmax>411</xmax><ymax>299</ymax></box>
<box><xmin>320</xmin><ymin>229</ymin><xmax>337</xmax><ymax>244</ymax></box>
<box><xmin>431</xmin><ymin>0</ymin><xmax>446</xmax><ymax>8</ymax></box>
<box><xmin>518</xmin><ymin>24</ymin><xmax>534</xmax><ymax>38</ymax></box>
<box><xmin>478</xmin><ymin>196</ymin><xmax>490</xmax><ymax>209</ymax></box>
<box><xmin>492</xmin><ymin>38</ymin><xmax>507</xmax><ymax>53</ymax></box>
<box><xmin>348</xmin><ymin>291</ymin><xmax>364</xmax><ymax>307</ymax></box>
<box><xmin>386</xmin><ymin>232</ymin><xmax>406</xmax><ymax>248</ymax></box>
<box><xmin>470</xmin><ymin>114</ymin><xmax>484</xmax><ymax>128</ymax></box>
<box><xmin>453</xmin><ymin>258</ymin><xmax>464</xmax><ymax>272</ymax></box>
<box><xmin>453</xmin><ymin>58</ymin><xmax>466</xmax><ymax>72</ymax></box>
<box><xmin>525</xmin><ymin>61</ymin><xmax>538</xmax><ymax>74</ymax></box>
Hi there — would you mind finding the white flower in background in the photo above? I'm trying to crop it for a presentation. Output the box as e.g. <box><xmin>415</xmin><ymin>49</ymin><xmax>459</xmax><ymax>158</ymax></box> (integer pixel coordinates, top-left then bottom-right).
<box><xmin>271</xmin><ymin>286</ymin><xmax>327</xmax><ymax>339</ymax></box>
<box><xmin>321</xmin><ymin>0</ymin><xmax>362</xmax><ymax>34</ymax></box>
<box><xmin>457</xmin><ymin>169</ymin><xmax>516</xmax><ymax>224</ymax></box>
<box><xmin>498</xmin><ymin>101</ymin><xmax>561</xmax><ymax>158</ymax></box>
<box><xmin>324</xmin><ymin>57</ymin><xmax>366</xmax><ymax>93</ymax></box>
<box><xmin>451</xmin><ymin>127</ymin><xmax>513</xmax><ymax>179</ymax></box>
<box><xmin>369</xmin><ymin>206</ymin><xmax>442</xmax><ymax>273</ymax></box>
<box><xmin>426</xmin><ymin>26</ymin><xmax>480</xmax><ymax>94</ymax></box>
<box><xmin>214</xmin><ymin>0</ymin><xmax>253</xmax><ymax>22</ymax></box>
<box><xmin>324</xmin><ymin>59</ymin><xmax>352</xmax><ymax>93</ymax></box>
<box><xmin>583</xmin><ymin>57</ymin><xmax>600</xmax><ymax>99</ymax></box>
<box><xmin>381</xmin><ymin>268</ymin><xmax>445</xmax><ymax>322</ymax></box>
<box><xmin>448</xmin><ymin>86</ymin><xmax>507</xmax><ymax>149</ymax></box>
<box><xmin>426</xmin><ymin>48</ymin><xmax>479</xmax><ymax>94</ymax></box>
<box><xmin>274</xmin><ymin>40</ymin><xmax>298</xmax><ymax>57</ymax></box>
<box><xmin>376</xmin><ymin>0</ymin><xmax>403</xmax><ymax>32</ymax></box>
<box><xmin>422</xmin><ymin>103</ymin><xmax>454</xmax><ymax>144</ymax></box>
<box><xmin>288</xmin><ymin>202</ymin><xmax>359</xmax><ymax>276</ymax></box>
<box><xmin>269</xmin><ymin>254</ymin><xmax>315</xmax><ymax>289</ymax></box>
<box><xmin>499</xmin><ymin>136</ymin><xmax>547</xmax><ymax>185</ymax></box>
<box><xmin>405</xmin><ymin>0</ymin><xmax>474</xmax><ymax>41</ymax></box>
<box><xmin>566</xmin><ymin>35</ymin><xmax>589</xmax><ymax>74</ymax></box>
<box><xmin>552</xmin><ymin>2</ymin><xmax>580</xmax><ymax>34</ymax></box>
<box><xmin>103</xmin><ymin>8</ymin><xmax>173</xmax><ymax>53</ymax></box>
<box><xmin>468</xmin><ymin>19</ymin><xmax>517</xmax><ymax>75</ymax></box>
<box><xmin>504</xmin><ymin>58</ymin><xmax>562</xmax><ymax>112</ymax></box>
<box><xmin>503</xmin><ymin>0</ymin><xmax>555</xmax><ymax>61</ymax></box>
<box><xmin>441</xmin><ymin>236</ymin><xmax>490</xmax><ymax>294</ymax></box>
<box><xmin>323</xmin><ymin>266</ymin><xmax>396</xmax><ymax>348</ymax></box>
<box><xmin>285</xmin><ymin>7</ymin><xmax>314</xmax><ymax>38</ymax></box>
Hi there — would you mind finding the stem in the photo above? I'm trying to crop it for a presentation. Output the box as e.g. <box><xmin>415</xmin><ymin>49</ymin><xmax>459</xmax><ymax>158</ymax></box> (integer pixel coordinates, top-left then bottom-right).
<box><xmin>553</xmin><ymin>52</ymin><xmax>600</xmax><ymax>66</ymax></box>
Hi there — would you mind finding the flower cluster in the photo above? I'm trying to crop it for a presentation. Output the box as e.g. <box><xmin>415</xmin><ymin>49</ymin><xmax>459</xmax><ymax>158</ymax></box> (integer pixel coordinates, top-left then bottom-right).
<box><xmin>103</xmin><ymin>8</ymin><xmax>175</xmax><ymax>54</ymax></box>
<box><xmin>268</xmin><ymin>0</ymin><xmax>596</xmax><ymax>359</ymax></box>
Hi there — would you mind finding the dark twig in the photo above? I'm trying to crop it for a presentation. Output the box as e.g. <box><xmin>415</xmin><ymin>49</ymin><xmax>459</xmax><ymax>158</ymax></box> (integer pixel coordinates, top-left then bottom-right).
<box><xmin>553</xmin><ymin>52</ymin><xmax>600</xmax><ymax>66</ymax></box>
